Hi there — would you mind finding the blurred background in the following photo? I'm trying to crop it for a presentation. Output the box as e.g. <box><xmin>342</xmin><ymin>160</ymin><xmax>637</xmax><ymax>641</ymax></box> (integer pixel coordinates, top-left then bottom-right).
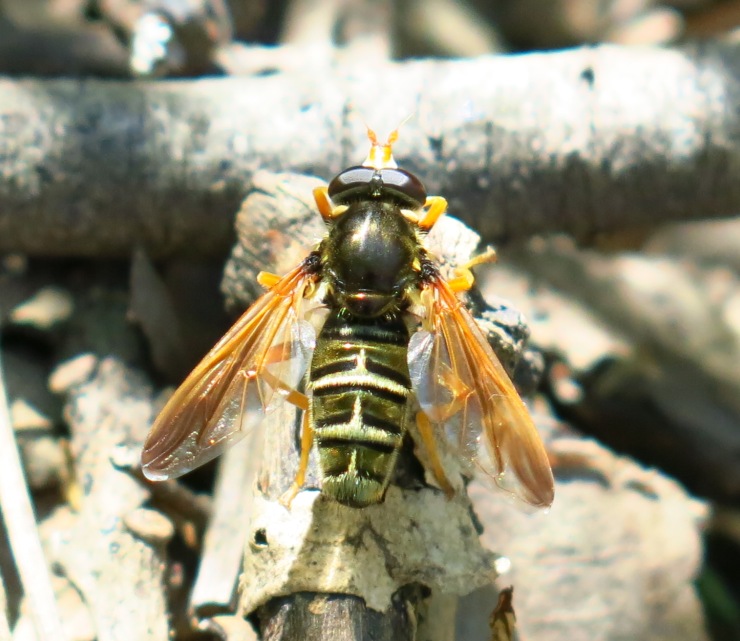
<box><xmin>1</xmin><ymin>0</ymin><xmax>739</xmax><ymax>76</ymax></box>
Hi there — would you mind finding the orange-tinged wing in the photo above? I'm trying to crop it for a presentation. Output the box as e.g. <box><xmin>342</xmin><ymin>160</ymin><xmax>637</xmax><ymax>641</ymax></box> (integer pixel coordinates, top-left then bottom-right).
<box><xmin>141</xmin><ymin>262</ymin><xmax>317</xmax><ymax>481</ymax></box>
<box><xmin>408</xmin><ymin>276</ymin><xmax>554</xmax><ymax>508</ymax></box>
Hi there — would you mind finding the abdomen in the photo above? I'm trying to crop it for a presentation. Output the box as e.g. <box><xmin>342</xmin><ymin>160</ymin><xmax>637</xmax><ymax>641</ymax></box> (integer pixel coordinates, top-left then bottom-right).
<box><xmin>309</xmin><ymin>312</ymin><xmax>411</xmax><ymax>507</ymax></box>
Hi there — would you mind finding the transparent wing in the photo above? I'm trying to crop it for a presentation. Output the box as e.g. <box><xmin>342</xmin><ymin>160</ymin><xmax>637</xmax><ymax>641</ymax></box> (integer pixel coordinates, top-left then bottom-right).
<box><xmin>408</xmin><ymin>277</ymin><xmax>554</xmax><ymax>508</ymax></box>
<box><xmin>141</xmin><ymin>263</ymin><xmax>317</xmax><ymax>480</ymax></box>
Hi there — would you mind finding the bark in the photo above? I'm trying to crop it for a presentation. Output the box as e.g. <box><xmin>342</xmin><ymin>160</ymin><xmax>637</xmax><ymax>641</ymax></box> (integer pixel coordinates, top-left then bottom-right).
<box><xmin>0</xmin><ymin>42</ymin><xmax>739</xmax><ymax>258</ymax></box>
<box><xmin>257</xmin><ymin>591</ymin><xmax>421</xmax><ymax>641</ymax></box>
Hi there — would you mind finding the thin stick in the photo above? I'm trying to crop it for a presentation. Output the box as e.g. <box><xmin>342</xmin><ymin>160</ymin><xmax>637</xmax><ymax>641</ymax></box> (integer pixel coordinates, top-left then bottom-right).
<box><xmin>0</xmin><ymin>569</ymin><xmax>11</xmax><ymax>641</ymax></box>
<box><xmin>0</xmin><ymin>348</ymin><xmax>64</xmax><ymax>641</ymax></box>
<box><xmin>190</xmin><ymin>436</ymin><xmax>256</xmax><ymax>618</ymax></box>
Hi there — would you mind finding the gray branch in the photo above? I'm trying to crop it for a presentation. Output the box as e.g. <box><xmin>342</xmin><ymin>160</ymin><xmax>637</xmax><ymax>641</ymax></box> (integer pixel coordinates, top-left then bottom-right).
<box><xmin>0</xmin><ymin>42</ymin><xmax>739</xmax><ymax>258</ymax></box>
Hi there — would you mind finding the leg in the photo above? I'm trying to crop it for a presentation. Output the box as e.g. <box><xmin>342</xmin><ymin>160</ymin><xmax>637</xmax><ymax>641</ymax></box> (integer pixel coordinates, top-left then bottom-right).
<box><xmin>415</xmin><ymin>411</ymin><xmax>455</xmax><ymax>498</ymax></box>
<box><xmin>446</xmin><ymin>246</ymin><xmax>497</xmax><ymax>293</ymax></box>
<box><xmin>280</xmin><ymin>411</ymin><xmax>314</xmax><ymax>507</ymax></box>
<box><xmin>282</xmin><ymin>388</ymin><xmax>310</xmax><ymax>412</ymax></box>
<box><xmin>313</xmin><ymin>186</ymin><xmax>348</xmax><ymax>221</ymax></box>
<box><xmin>257</xmin><ymin>271</ymin><xmax>282</xmax><ymax>289</ymax></box>
<box><xmin>260</xmin><ymin>368</ymin><xmax>310</xmax><ymax>411</ymax></box>
<box><xmin>417</xmin><ymin>196</ymin><xmax>448</xmax><ymax>231</ymax></box>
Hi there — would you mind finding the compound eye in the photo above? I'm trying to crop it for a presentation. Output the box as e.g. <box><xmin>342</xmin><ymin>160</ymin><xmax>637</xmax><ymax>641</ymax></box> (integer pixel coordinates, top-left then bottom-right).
<box><xmin>379</xmin><ymin>169</ymin><xmax>426</xmax><ymax>206</ymax></box>
<box><xmin>327</xmin><ymin>166</ymin><xmax>376</xmax><ymax>201</ymax></box>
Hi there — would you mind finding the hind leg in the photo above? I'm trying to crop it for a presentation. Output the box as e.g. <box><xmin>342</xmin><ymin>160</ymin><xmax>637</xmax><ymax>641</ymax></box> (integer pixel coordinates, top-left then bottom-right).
<box><xmin>415</xmin><ymin>411</ymin><xmax>455</xmax><ymax>498</ymax></box>
<box><xmin>279</xmin><ymin>411</ymin><xmax>314</xmax><ymax>507</ymax></box>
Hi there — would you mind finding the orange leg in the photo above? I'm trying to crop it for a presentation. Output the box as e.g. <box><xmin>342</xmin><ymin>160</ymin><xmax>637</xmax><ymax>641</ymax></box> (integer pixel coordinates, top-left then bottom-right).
<box><xmin>282</xmin><ymin>388</ymin><xmax>309</xmax><ymax>412</ymax></box>
<box><xmin>257</xmin><ymin>271</ymin><xmax>282</xmax><ymax>289</ymax></box>
<box><xmin>279</xmin><ymin>410</ymin><xmax>314</xmax><ymax>507</ymax></box>
<box><xmin>418</xmin><ymin>196</ymin><xmax>448</xmax><ymax>231</ymax></box>
<box><xmin>313</xmin><ymin>186</ymin><xmax>348</xmax><ymax>221</ymax></box>
<box><xmin>259</xmin><ymin>368</ymin><xmax>310</xmax><ymax>411</ymax></box>
<box><xmin>415</xmin><ymin>411</ymin><xmax>455</xmax><ymax>498</ymax></box>
<box><xmin>446</xmin><ymin>246</ymin><xmax>498</xmax><ymax>293</ymax></box>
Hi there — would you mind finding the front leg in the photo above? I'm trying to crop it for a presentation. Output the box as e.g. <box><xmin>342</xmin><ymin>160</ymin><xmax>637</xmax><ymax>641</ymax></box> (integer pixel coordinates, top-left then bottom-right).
<box><xmin>417</xmin><ymin>196</ymin><xmax>448</xmax><ymax>231</ymax></box>
<box><xmin>446</xmin><ymin>246</ymin><xmax>498</xmax><ymax>292</ymax></box>
<box><xmin>313</xmin><ymin>186</ymin><xmax>348</xmax><ymax>221</ymax></box>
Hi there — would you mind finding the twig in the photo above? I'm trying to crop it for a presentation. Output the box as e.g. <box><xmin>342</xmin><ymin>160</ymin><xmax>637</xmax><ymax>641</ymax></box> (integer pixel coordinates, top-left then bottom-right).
<box><xmin>685</xmin><ymin>0</ymin><xmax>740</xmax><ymax>36</ymax></box>
<box><xmin>400</xmin><ymin>0</ymin><xmax>504</xmax><ymax>57</ymax></box>
<box><xmin>0</xmin><ymin>43</ymin><xmax>739</xmax><ymax>257</ymax></box>
<box><xmin>0</xmin><ymin>569</ymin><xmax>10</xmax><ymax>641</ymax></box>
<box><xmin>280</xmin><ymin>0</ymin><xmax>343</xmax><ymax>45</ymax></box>
<box><xmin>257</xmin><ymin>591</ymin><xmax>421</xmax><ymax>641</ymax></box>
<box><xmin>142</xmin><ymin>477</ymin><xmax>211</xmax><ymax>532</ymax></box>
<box><xmin>240</xmin><ymin>487</ymin><xmax>497</xmax><ymax>638</ymax></box>
<box><xmin>0</xmin><ymin>339</ymin><xmax>64</xmax><ymax>640</ymax></box>
<box><xmin>0</xmin><ymin>18</ymin><xmax>129</xmax><ymax>76</ymax></box>
<box><xmin>190</xmin><ymin>436</ymin><xmax>256</xmax><ymax>619</ymax></box>
<box><xmin>281</xmin><ymin>0</ymin><xmax>392</xmax><ymax>58</ymax></box>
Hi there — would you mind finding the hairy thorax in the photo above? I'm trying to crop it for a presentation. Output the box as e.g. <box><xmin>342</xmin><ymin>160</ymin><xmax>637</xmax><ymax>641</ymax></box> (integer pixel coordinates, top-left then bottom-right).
<box><xmin>320</xmin><ymin>201</ymin><xmax>422</xmax><ymax>318</ymax></box>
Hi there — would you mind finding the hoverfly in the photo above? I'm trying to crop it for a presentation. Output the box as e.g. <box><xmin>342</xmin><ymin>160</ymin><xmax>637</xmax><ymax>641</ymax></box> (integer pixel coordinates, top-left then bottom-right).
<box><xmin>141</xmin><ymin>128</ymin><xmax>554</xmax><ymax>509</ymax></box>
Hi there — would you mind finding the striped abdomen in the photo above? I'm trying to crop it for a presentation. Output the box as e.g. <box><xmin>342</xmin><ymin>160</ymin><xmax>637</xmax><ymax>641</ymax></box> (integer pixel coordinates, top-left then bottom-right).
<box><xmin>309</xmin><ymin>312</ymin><xmax>411</xmax><ymax>507</ymax></box>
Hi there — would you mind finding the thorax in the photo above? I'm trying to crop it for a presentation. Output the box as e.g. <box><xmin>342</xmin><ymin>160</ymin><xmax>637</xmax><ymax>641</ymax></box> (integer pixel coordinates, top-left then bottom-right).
<box><xmin>320</xmin><ymin>200</ymin><xmax>422</xmax><ymax>317</ymax></box>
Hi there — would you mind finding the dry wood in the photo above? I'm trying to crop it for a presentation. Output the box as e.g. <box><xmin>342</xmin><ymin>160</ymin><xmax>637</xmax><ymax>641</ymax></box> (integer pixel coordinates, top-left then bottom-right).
<box><xmin>503</xmin><ymin>236</ymin><xmax>740</xmax><ymax>503</ymax></box>
<box><xmin>257</xmin><ymin>590</ymin><xmax>421</xmax><ymax>641</ymax></box>
<box><xmin>646</xmin><ymin>218</ymin><xmax>740</xmax><ymax>272</ymax></box>
<box><xmin>280</xmin><ymin>0</ymin><xmax>344</xmax><ymax>45</ymax></box>
<box><xmin>129</xmin><ymin>248</ymin><xmax>190</xmax><ymax>379</ymax></box>
<box><xmin>190</xmin><ymin>436</ymin><xmax>257</xmax><ymax>620</ymax></box>
<box><xmin>0</xmin><ymin>341</ymin><xmax>63</xmax><ymax>641</ymax></box>
<box><xmin>141</xmin><ymin>475</ymin><xmax>211</xmax><ymax>534</ymax></box>
<box><xmin>0</xmin><ymin>561</ymin><xmax>11</xmax><ymax>641</ymax></box>
<box><xmin>399</xmin><ymin>0</ymin><xmax>504</xmax><ymax>57</ymax></box>
<box><xmin>0</xmin><ymin>18</ymin><xmax>129</xmax><ymax>76</ymax></box>
<box><xmin>35</xmin><ymin>358</ymin><xmax>170</xmax><ymax>641</ymax></box>
<box><xmin>685</xmin><ymin>0</ymin><xmax>740</xmax><ymax>36</ymax></box>
<box><xmin>202</xmin><ymin>614</ymin><xmax>259</xmax><ymax>641</ymax></box>
<box><xmin>0</xmin><ymin>43</ymin><xmax>739</xmax><ymax>257</ymax></box>
<box><xmin>457</xmin><ymin>430</ymin><xmax>708</xmax><ymax>641</ymax></box>
<box><xmin>238</xmin><ymin>487</ymin><xmax>496</xmax><ymax>616</ymax></box>
<box><xmin>0</xmin><ymin>181</ymin><xmax>715</xmax><ymax>641</ymax></box>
